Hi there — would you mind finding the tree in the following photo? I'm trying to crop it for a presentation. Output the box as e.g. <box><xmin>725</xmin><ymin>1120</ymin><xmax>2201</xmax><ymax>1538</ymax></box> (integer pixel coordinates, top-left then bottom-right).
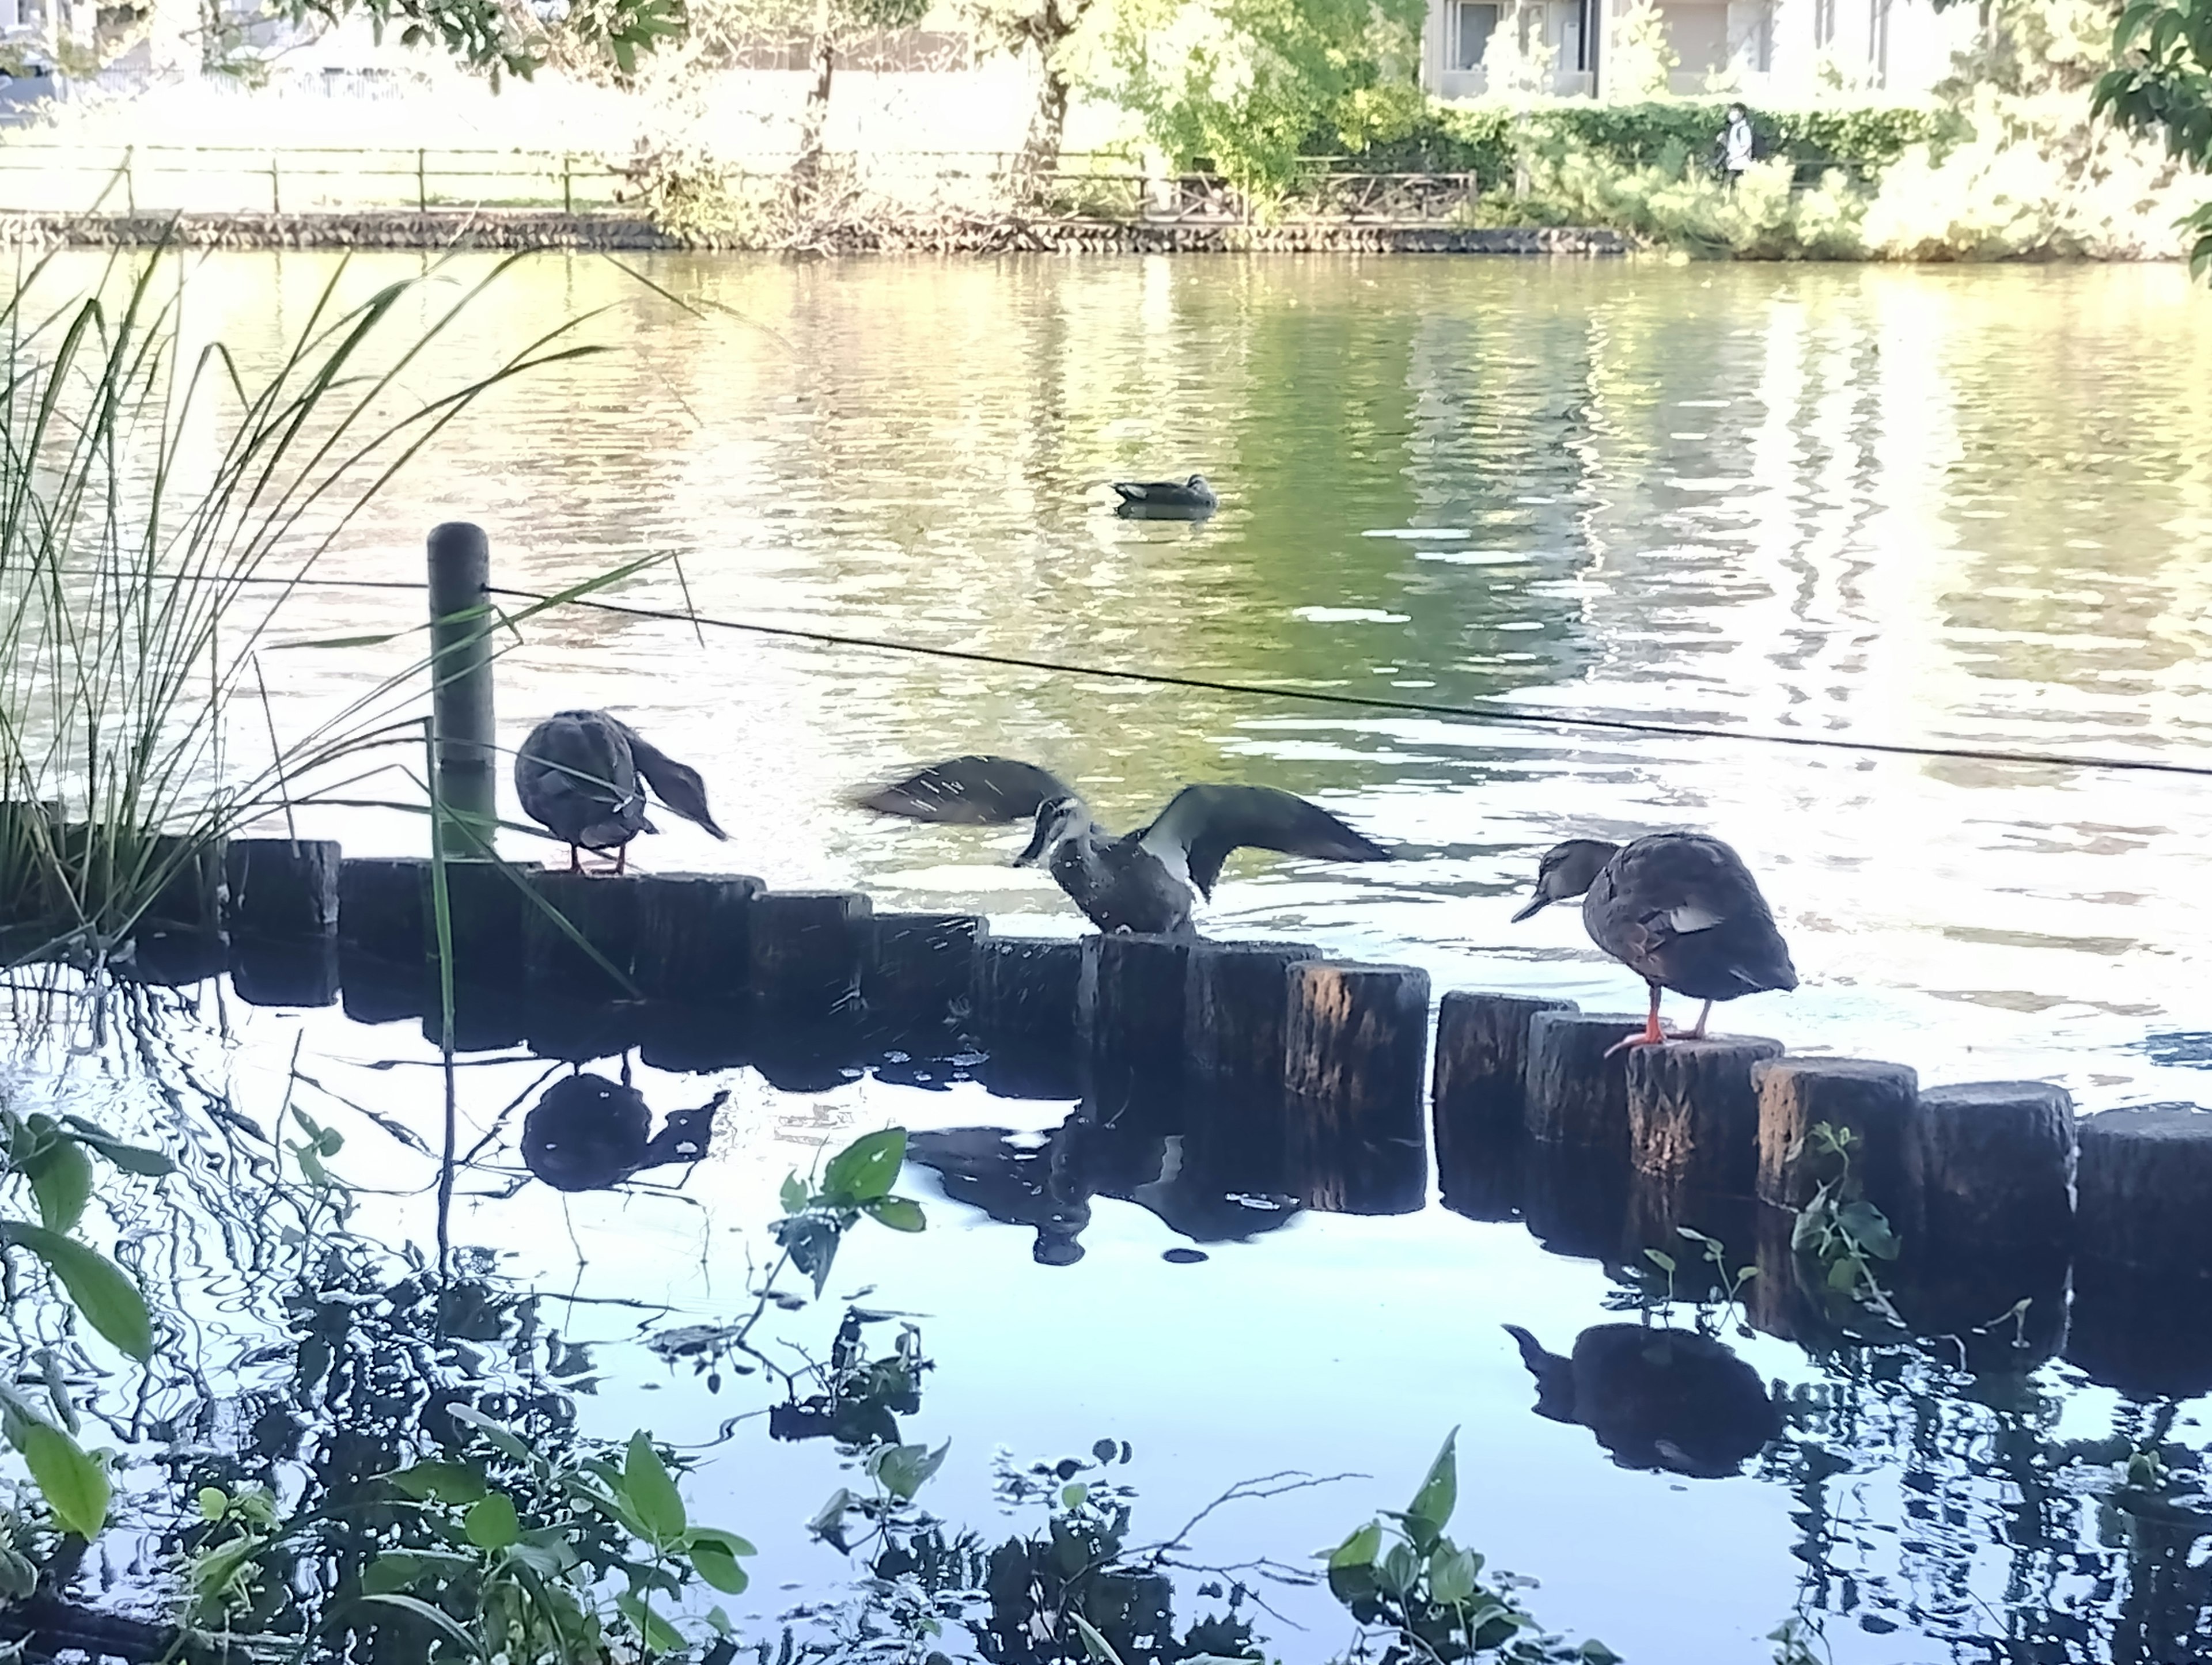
<box><xmin>2092</xmin><ymin>0</ymin><xmax>2212</xmax><ymax>273</ymax></box>
<box><xmin>969</xmin><ymin>0</ymin><xmax>1097</xmax><ymax>179</ymax></box>
<box><xmin>280</xmin><ymin>0</ymin><xmax>684</xmax><ymax>82</ymax></box>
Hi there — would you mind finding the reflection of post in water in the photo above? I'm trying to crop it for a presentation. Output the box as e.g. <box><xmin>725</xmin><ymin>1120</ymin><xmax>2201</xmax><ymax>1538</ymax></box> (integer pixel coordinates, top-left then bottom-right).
<box><xmin>1502</xmin><ymin>1322</ymin><xmax>1780</xmax><ymax>1478</ymax></box>
<box><xmin>904</xmin><ymin>1116</ymin><xmax>1302</xmax><ymax>1266</ymax></box>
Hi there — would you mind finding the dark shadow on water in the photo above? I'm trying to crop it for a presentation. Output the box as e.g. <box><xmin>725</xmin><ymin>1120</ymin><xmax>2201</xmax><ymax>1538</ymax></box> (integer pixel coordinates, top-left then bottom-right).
<box><xmin>1502</xmin><ymin>1321</ymin><xmax>1781</xmax><ymax>1478</ymax></box>
<box><xmin>520</xmin><ymin>1072</ymin><xmax>723</xmax><ymax>1193</ymax></box>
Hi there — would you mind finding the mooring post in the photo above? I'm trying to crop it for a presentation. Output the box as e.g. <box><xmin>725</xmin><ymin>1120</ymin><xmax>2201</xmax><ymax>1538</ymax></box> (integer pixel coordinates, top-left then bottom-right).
<box><xmin>426</xmin><ymin>522</ymin><xmax>497</xmax><ymax>841</ymax></box>
<box><xmin>1911</xmin><ymin>1082</ymin><xmax>2075</xmax><ymax>1265</ymax></box>
<box><xmin>336</xmin><ymin>856</ymin><xmax>428</xmax><ymax>964</ymax></box>
<box><xmin>1626</xmin><ymin>1036</ymin><xmax>1784</xmax><ymax>1197</ymax></box>
<box><xmin>1185</xmin><ymin>940</ymin><xmax>1323</xmax><ymax>1096</ymax></box>
<box><xmin>866</xmin><ymin>912</ymin><xmax>989</xmax><ymax>1029</ymax></box>
<box><xmin>1283</xmin><ymin>961</ymin><xmax>1431</xmax><ymax>1215</ymax></box>
<box><xmin>631</xmin><ymin>873</ymin><xmax>763</xmax><ymax>1003</ymax></box>
<box><xmin>1078</xmin><ymin>932</ymin><xmax>1194</xmax><ymax>1076</ymax></box>
<box><xmin>1752</xmin><ymin>1056</ymin><xmax>1920</xmax><ymax>1228</ymax></box>
<box><xmin>225</xmin><ymin>837</ymin><xmax>342</xmax><ymax>941</ymax></box>
<box><xmin>1523</xmin><ymin>1011</ymin><xmax>1643</xmax><ymax>1154</ymax></box>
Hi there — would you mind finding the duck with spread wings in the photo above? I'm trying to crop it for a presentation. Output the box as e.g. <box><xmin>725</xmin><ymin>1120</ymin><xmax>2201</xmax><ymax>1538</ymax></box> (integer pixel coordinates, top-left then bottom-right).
<box><xmin>857</xmin><ymin>754</ymin><xmax>1388</xmax><ymax>936</ymax></box>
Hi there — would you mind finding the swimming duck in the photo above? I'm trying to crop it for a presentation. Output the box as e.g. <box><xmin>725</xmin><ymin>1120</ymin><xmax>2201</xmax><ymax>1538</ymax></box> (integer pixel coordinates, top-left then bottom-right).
<box><xmin>1111</xmin><ymin>475</ymin><xmax>1217</xmax><ymax>519</ymax></box>
<box><xmin>856</xmin><ymin>754</ymin><xmax>1388</xmax><ymax>936</ymax></box>
<box><xmin>514</xmin><ymin>710</ymin><xmax>726</xmax><ymax>874</ymax></box>
<box><xmin>1512</xmin><ymin>832</ymin><xmax>1796</xmax><ymax>1052</ymax></box>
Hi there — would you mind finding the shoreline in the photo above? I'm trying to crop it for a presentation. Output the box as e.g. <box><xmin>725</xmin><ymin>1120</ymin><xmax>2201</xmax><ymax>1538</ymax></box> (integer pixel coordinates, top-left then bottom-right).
<box><xmin>0</xmin><ymin>208</ymin><xmax>1635</xmax><ymax>255</ymax></box>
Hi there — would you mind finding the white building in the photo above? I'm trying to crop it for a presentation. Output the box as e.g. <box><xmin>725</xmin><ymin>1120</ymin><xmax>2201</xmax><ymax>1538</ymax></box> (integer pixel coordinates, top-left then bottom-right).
<box><xmin>1422</xmin><ymin>0</ymin><xmax>1982</xmax><ymax>101</ymax></box>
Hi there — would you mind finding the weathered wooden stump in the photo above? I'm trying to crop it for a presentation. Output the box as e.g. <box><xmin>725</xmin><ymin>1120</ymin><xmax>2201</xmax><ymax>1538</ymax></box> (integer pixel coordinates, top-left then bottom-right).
<box><xmin>631</xmin><ymin>873</ymin><xmax>762</xmax><ymax>1003</ymax></box>
<box><xmin>747</xmin><ymin>891</ymin><xmax>871</xmax><ymax>1020</ymax></box>
<box><xmin>866</xmin><ymin>913</ymin><xmax>987</xmax><ymax>1024</ymax></box>
<box><xmin>1753</xmin><ymin>1057</ymin><xmax>1919</xmax><ymax>1224</ymax></box>
<box><xmin>1524</xmin><ymin>1011</ymin><xmax>1642</xmax><ymax>1154</ymax></box>
<box><xmin>425</xmin><ymin>860</ymin><xmax>526</xmax><ymax>988</ymax></box>
<box><xmin>1913</xmin><ymin>1081</ymin><xmax>2075</xmax><ymax>1264</ymax></box>
<box><xmin>1627</xmin><ymin>1036</ymin><xmax>1784</xmax><ymax>1196</ymax></box>
<box><xmin>521</xmin><ymin>872</ymin><xmax>642</xmax><ymax>1000</ymax></box>
<box><xmin>228</xmin><ymin>939</ymin><xmax>340</xmax><ymax>1008</ymax></box>
<box><xmin>2076</xmin><ymin>1106</ymin><xmax>2212</xmax><ymax>1275</ymax></box>
<box><xmin>224</xmin><ymin>838</ymin><xmax>342</xmax><ymax>940</ymax></box>
<box><xmin>145</xmin><ymin>834</ymin><xmax>225</xmax><ymax>936</ymax></box>
<box><xmin>974</xmin><ymin>936</ymin><xmax>1084</xmax><ymax>1050</ymax></box>
<box><xmin>1185</xmin><ymin>940</ymin><xmax>1322</xmax><ymax>1094</ymax></box>
<box><xmin>1283</xmin><ymin>961</ymin><xmax>1430</xmax><ymax>1215</ymax></box>
<box><xmin>337</xmin><ymin>857</ymin><xmax>427</xmax><ymax>964</ymax></box>
<box><xmin>1433</xmin><ymin>991</ymin><xmax>1577</xmax><ymax>1145</ymax></box>
<box><xmin>1078</xmin><ymin>934</ymin><xmax>1193</xmax><ymax>1072</ymax></box>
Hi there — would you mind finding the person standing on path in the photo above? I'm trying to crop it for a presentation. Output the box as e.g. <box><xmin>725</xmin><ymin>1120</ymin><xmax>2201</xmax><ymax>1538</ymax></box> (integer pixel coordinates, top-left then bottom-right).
<box><xmin>1719</xmin><ymin>103</ymin><xmax>1755</xmax><ymax>189</ymax></box>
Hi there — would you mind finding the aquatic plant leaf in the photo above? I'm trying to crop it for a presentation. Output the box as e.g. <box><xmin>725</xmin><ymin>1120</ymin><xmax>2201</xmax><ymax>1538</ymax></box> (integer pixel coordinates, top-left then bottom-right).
<box><xmin>615</xmin><ymin>1590</ymin><xmax>684</xmax><ymax>1654</ymax></box>
<box><xmin>779</xmin><ymin>1174</ymin><xmax>808</xmax><ymax>1215</ymax></box>
<box><xmin>809</xmin><ymin>1488</ymin><xmax>852</xmax><ymax>1536</ymax></box>
<box><xmin>448</xmin><ymin>1404</ymin><xmax>533</xmax><ymax>1464</ymax></box>
<box><xmin>1429</xmin><ymin>1545</ymin><xmax>1479</xmax><ymax>1606</ymax></box>
<box><xmin>686</xmin><ymin>1526</ymin><xmax>756</xmax><ymax>1558</ymax></box>
<box><xmin>1380</xmin><ymin>1540</ymin><xmax>1419</xmax><ymax>1594</ymax></box>
<box><xmin>870</xmin><ymin>1438</ymin><xmax>949</xmax><ymax>1502</ymax></box>
<box><xmin>822</xmin><ymin>1128</ymin><xmax>906</xmax><ymax>1205</ymax></box>
<box><xmin>362</xmin><ymin>1553</ymin><xmax>423</xmax><ymax>1595</ymax></box>
<box><xmin>0</xmin><ymin>1224</ymin><xmax>153</xmax><ymax>1361</ymax></box>
<box><xmin>865</xmin><ymin>1196</ymin><xmax>925</xmax><ymax>1233</ymax></box>
<box><xmin>689</xmin><ymin>1544</ymin><xmax>749</xmax><ymax>1594</ymax></box>
<box><xmin>355</xmin><ymin>1594</ymin><xmax>484</xmax><ymax>1656</ymax></box>
<box><xmin>1836</xmin><ymin>1200</ymin><xmax>1900</xmax><ymax>1260</ymax></box>
<box><xmin>623</xmin><ymin>1431</ymin><xmax>687</xmax><ymax>1544</ymax></box>
<box><xmin>1405</xmin><ymin>1427</ymin><xmax>1459</xmax><ymax>1541</ymax></box>
<box><xmin>464</xmin><ymin>1493</ymin><xmax>521</xmax><ymax>1550</ymax></box>
<box><xmin>1579</xmin><ymin>1643</ymin><xmax>1624</xmax><ymax>1664</ymax></box>
<box><xmin>12</xmin><ymin>1416</ymin><xmax>108</xmax><ymax>1539</ymax></box>
<box><xmin>1327</xmin><ymin>1520</ymin><xmax>1382</xmax><ymax>1569</ymax></box>
<box><xmin>1071</xmin><ymin>1613</ymin><xmax>1129</xmax><ymax>1665</ymax></box>
<box><xmin>62</xmin><ymin>1121</ymin><xmax>175</xmax><ymax>1177</ymax></box>
<box><xmin>388</xmin><ymin>1462</ymin><xmax>490</xmax><ymax>1506</ymax></box>
<box><xmin>197</xmin><ymin>1487</ymin><xmax>229</xmax><ymax>1520</ymax></box>
<box><xmin>772</xmin><ymin>1214</ymin><xmax>843</xmax><ymax>1296</ymax></box>
<box><xmin>29</xmin><ymin>1140</ymin><xmax>93</xmax><ymax>1235</ymax></box>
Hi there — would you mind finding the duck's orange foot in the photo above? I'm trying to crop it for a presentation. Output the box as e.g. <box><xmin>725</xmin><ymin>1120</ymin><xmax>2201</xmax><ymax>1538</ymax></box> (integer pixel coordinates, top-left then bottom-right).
<box><xmin>1604</xmin><ymin>1022</ymin><xmax>1673</xmax><ymax>1059</ymax></box>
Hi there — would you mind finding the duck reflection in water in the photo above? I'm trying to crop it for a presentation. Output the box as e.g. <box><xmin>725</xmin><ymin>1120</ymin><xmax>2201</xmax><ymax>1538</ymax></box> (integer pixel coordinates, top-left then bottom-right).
<box><xmin>905</xmin><ymin>1117</ymin><xmax>1300</xmax><ymax>1265</ymax></box>
<box><xmin>522</xmin><ymin>1073</ymin><xmax>726</xmax><ymax>1193</ymax></box>
<box><xmin>1502</xmin><ymin>1323</ymin><xmax>1781</xmax><ymax>1478</ymax></box>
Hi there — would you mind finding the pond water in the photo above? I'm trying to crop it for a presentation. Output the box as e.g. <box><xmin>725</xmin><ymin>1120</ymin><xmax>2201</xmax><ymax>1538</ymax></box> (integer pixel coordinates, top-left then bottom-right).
<box><xmin>13</xmin><ymin>251</ymin><xmax>2212</xmax><ymax>1663</ymax></box>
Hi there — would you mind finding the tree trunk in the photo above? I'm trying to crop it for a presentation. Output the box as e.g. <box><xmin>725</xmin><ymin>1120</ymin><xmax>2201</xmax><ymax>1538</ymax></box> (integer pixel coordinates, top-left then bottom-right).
<box><xmin>793</xmin><ymin>0</ymin><xmax>836</xmax><ymax>199</ymax></box>
<box><xmin>1016</xmin><ymin>58</ymin><xmax>1071</xmax><ymax>183</ymax></box>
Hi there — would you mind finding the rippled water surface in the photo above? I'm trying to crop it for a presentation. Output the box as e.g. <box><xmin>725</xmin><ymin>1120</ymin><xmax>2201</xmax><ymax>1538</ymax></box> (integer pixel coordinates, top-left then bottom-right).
<box><xmin>19</xmin><ymin>251</ymin><xmax>2212</xmax><ymax>1663</ymax></box>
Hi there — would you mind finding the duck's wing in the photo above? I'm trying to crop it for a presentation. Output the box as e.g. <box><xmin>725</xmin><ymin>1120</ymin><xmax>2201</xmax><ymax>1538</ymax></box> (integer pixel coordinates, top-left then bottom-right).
<box><xmin>614</xmin><ymin>720</ymin><xmax>728</xmax><ymax>840</ymax></box>
<box><xmin>855</xmin><ymin>755</ymin><xmax>1080</xmax><ymax>825</ymax></box>
<box><xmin>1137</xmin><ymin>784</ymin><xmax>1388</xmax><ymax>899</ymax></box>
<box><xmin>1605</xmin><ymin>834</ymin><xmax>1797</xmax><ymax>992</ymax></box>
<box><xmin>514</xmin><ymin>712</ymin><xmax>644</xmax><ymax>845</ymax></box>
<box><xmin>1111</xmin><ymin>480</ymin><xmax>1173</xmax><ymax>502</ymax></box>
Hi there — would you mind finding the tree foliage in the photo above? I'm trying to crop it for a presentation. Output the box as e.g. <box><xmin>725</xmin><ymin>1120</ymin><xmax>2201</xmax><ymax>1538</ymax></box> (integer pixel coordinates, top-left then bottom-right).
<box><xmin>279</xmin><ymin>0</ymin><xmax>685</xmax><ymax>82</ymax></box>
<box><xmin>2092</xmin><ymin>0</ymin><xmax>2212</xmax><ymax>272</ymax></box>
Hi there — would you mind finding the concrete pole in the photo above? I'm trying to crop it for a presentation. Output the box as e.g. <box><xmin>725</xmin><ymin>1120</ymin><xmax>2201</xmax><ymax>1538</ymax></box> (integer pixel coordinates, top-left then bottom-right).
<box><xmin>426</xmin><ymin>522</ymin><xmax>497</xmax><ymax>839</ymax></box>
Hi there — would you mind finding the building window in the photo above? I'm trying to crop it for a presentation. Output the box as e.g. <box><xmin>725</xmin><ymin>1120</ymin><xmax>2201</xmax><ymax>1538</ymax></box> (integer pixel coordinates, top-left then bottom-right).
<box><xmin>1455</xmin><ymin>0</ymin><xmax>1501</xmax><ymax>69</ymax></box>
<box><xmin>1814</xmin><ymin>0</ymin><xmax>1835</xmax><ymax>47</ymax></box>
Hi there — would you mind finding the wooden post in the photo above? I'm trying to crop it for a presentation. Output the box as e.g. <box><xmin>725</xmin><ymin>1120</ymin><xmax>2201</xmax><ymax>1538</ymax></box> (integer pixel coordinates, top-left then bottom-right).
<box><xmin>1078</xmin><ymin>933</ymin><xmax>1193</xmax><ymax>1071</ymax></box>
<box><xmin>747</xmin><ymin>890</ymin><xmax>871</xmax><ymax>1020</ymax></box>
<box><xmin>426</xmin><ymin>523</ymin><xmax>497</xmax><ymax>837</ymax></box>
<box><xmin>866</xmin><ymin>912</ymin><xmax>987</xmax><ymax>1027</ymax></box>
<box><xmin>1753</xmin><ymin>1057</ymin><xmax>1919</xmax><ymax>1225</ymax></box>
<box><xmin>1524</xmin><ymin>1011</ymin><xmax>1642</xmax><ymax>1153</ymax></box>
<box><xmin>2076</xmin><ymin>1107</ymin><xmax>2212</xmax><ymax>1274</ymax></box>
<box><xmin>1627</xmin><ymin>1036</ymin><xmax>1783</xmax><ymax>1196</ymax></box>
<box><xmin>224</xmin><ymin>837</ymin><xmax>342</xmax><ymax>940</ymax></box>
<box><xmin>1284</xmin><ymin>961</ymin><xmax>1430</xmax><ymax>1215</ymax></box>
<box><xmin>562</xmin><ymin>154</ymin><xmax>574</xmax><ymax>214</ymax></box>
<box><xmin>417</xmin><ymin>147</ymin><xmax>428</xmax><ymax>211</ymax></box>
<box><xmin>1913</xmin><ymin>1082</ymin><xmax>2075</xmax><ymax>1264</ymax></box>
<box><xmin>270</xmin><ymin>151</ymin><xmax>281</xmax><ymax>214</ymax></box>
<box><xmin>631</xmin><ymin>873</ymin><xmax>762</xmax><ymax>1003</ymax></box>
<box><xmin>1433</xmin><ymin>992</ymin><xmax>1575</xmax><ymax>1200</ymax></box>
<box><xmin>974</xmin><ymin>936</ymin><xmax>1084</xmax><ymax>1050</ymax></box>
<box><xmin>338</xmin><ymin>856</ymin><xmax>429</xmax><ymax>965</ymax></box>
<box><xmin>521</xmin><ymin>871</ymin><xmax>642</xmax><ymax>1000</ymax></box>
<box><xmin>427</xmin><ymin>861</ymin><xmax>527</xmax><ymax>988</ymax></box>
<box><xmin>1184</xmin><ymin>940</ymin><xmax>1321</xmax><ymax>1093</ymax></box>
<box><xmin>144</xmin><ymin>835</ymin><xmax>225</xmax><ymax>936</ymax></box>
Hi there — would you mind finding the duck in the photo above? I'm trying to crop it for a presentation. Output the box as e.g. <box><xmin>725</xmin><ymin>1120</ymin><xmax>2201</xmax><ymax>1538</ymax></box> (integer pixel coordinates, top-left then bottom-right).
<box><xmin>1111</xmin><ymin>475</ymin><xmax>1217</xmax><ymax>519</ymax></box>
<box><xmin>1512</xmin><ymin>832</ymin><xmax>1796</xmax><ymax>1053</ymax></box>
<box><xmin>514</xmin><ymin>710</ymin><xmax>726</xmax><ymax>874</ymax></box>
<box><xmin>855</xmin><ymin>754</ymin><xmax>1388</xmax><ymax>936</ymax></box>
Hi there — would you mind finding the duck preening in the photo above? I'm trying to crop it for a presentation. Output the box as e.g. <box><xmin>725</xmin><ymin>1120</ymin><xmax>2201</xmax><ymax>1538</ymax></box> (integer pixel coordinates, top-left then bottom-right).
<box><xmin>1513</xmin><ymin>832</ymin><xmax>1797</xmax><ymax>1053</ymax></box>
<box><xmin>514</xmin><ymin>710</ymin><xmax>727</xmax><ymax>874</ymax></box>
<box><xmin>857</xmin><ymin>754</ymin><xmax>1389</xmax><ymax>936</ymax></box>
<box><xmin>1111</xmin><ymin>475</ymin><xmax>1217</xmax><ymax>519</ymax></box>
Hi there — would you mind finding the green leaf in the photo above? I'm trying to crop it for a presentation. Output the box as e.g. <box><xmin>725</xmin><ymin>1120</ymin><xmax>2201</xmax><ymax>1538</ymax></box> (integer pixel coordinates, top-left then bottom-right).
<box><xmin>362</xmin><ymin>1552</ymin><xmax>423</xmax><ymax>1595</ymax></box>
<box><xmin>870</xmin><ymin>1438</ymin><xmax>949</xmax><ymax>1502</ymax></box>
<box><xmin>1061</xmin><ymin>1482</ymin><xmax>1089</xmax><ymax>1510</ymax></box>
<box><xmin>387</xmin><ymin>1461</ymin><xmax>490</xmax><ymax>1506</ymax></box>
<box><xmin>864</xmin><ymin>1196</ymin><xmax>926</xmax><ymax>1232</ymax></box>
<box><xmin>464</xmin><ymin>1492</ymin><xmax>520</xmax><ymax>1550</ymax></box>
<box><xmin>614</xmin><ymin>1589</ymin><xmax>684</xmax><ymax>1654</ymax></box>
<box><xmin>1836</xmin><ymin>1200</ymin><xmax>1900</xmax><ymax>1260</ymax></box>
<box><xmin>29</xmin><ymin>1140</ymin><xmax>94</xmax><ymax>1234</ymax></box>
<box><xmin>447</xmin><ymin>1404</ymin><xmax>532</xmax><ymax>1464</ymax></box>
<box><xmin>1070</xmin><ymin>1613</ymin><xmax>1128</xmax><ymax>1665</ymax></box>
<box><xmin>690</xmin><ymin>1544</ymin><xmax>749</xmax><ymax>1594</ymax></box>
<box><xmin>1642</xmin><ymin>1247</ymin><xmax>1675</xmax><ymax>1274</ymax></box>
<box><xmin>1827</xmin><ymin>1257</ymin><xmax>1861</xmax><ymax>1292</ymax></box>
<box><xmin>13</xmin><ymin>1417</ymin><xmax>108</xmax><ymax>1539</ymax></box>
<box><xmin>779</xmin><ymin>1173</ymin><xmax>808</xmax><ymax>1214</ymax></box>
<box><xmin>1380</xmin><ymin>1539</ymin><xmax>1418</xmax><ymax>1595</ymax></box>
<box><xmin>1429</xmin><ymin>1545</ymin><xmax>1479</xmax><ymax>1606</ymax></box>
<box><xmin>1327</xmin><ymin>1520</ymin><xmax>1382</xmax><ymax>1569</ymax></box>
<box><xmin>821</xmin><ymin>1128</ymin><xmax>906</xmax><ymax>1205</ymax></box>
<box><xmin>622</xmin><ymin>1431</ymin><xmax>687</xmax><ymax>1545</ymax></box>
<box><xmin>196</xmin><ymin>1486</ymin><xmax>229</xmax><ymax>1521</ymax></box>
<box><xmin>1406</xmin><ymin>1427</ymin><xmax>1459</xmax><ymax>1538</ymax></box>
<box><xmin>0</xmin><ymin>1223</ymin><xmax>154</xmax><ymax>1361</ymax></box>
<box><xmin>685</xmin><ymin>1526</ymin><xmax>757</xmax><ymax>1557</ymax></box>
<box><xmin>770</xmin><ymin>1213</ymin><xmax>843</xmax><ymax>1296</ymax></box>
<box><xmin>354</xmin><ymin>1594</ymin><xmax>484</xmax><ymax>1656</ymax></box>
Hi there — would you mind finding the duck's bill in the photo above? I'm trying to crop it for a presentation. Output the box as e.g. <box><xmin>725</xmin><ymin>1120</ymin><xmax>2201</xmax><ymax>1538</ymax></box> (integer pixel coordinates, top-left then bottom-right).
<box><xmin>1013</xmin><ymin>827</ymin><xmax>1051</xmax><ymax>867</ymax></box>
<box><xmin>1510</xmin><ymin>894</ymin><xmax>1551</xmax><ymax>923</ymax></box>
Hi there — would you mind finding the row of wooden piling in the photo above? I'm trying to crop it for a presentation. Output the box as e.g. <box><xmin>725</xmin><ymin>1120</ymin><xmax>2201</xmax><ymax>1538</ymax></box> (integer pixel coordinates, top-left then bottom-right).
<box><xmin>21</xmin><ymin>835</ymin><xmax>2212</xmax><ymax>1393</ymax></box>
